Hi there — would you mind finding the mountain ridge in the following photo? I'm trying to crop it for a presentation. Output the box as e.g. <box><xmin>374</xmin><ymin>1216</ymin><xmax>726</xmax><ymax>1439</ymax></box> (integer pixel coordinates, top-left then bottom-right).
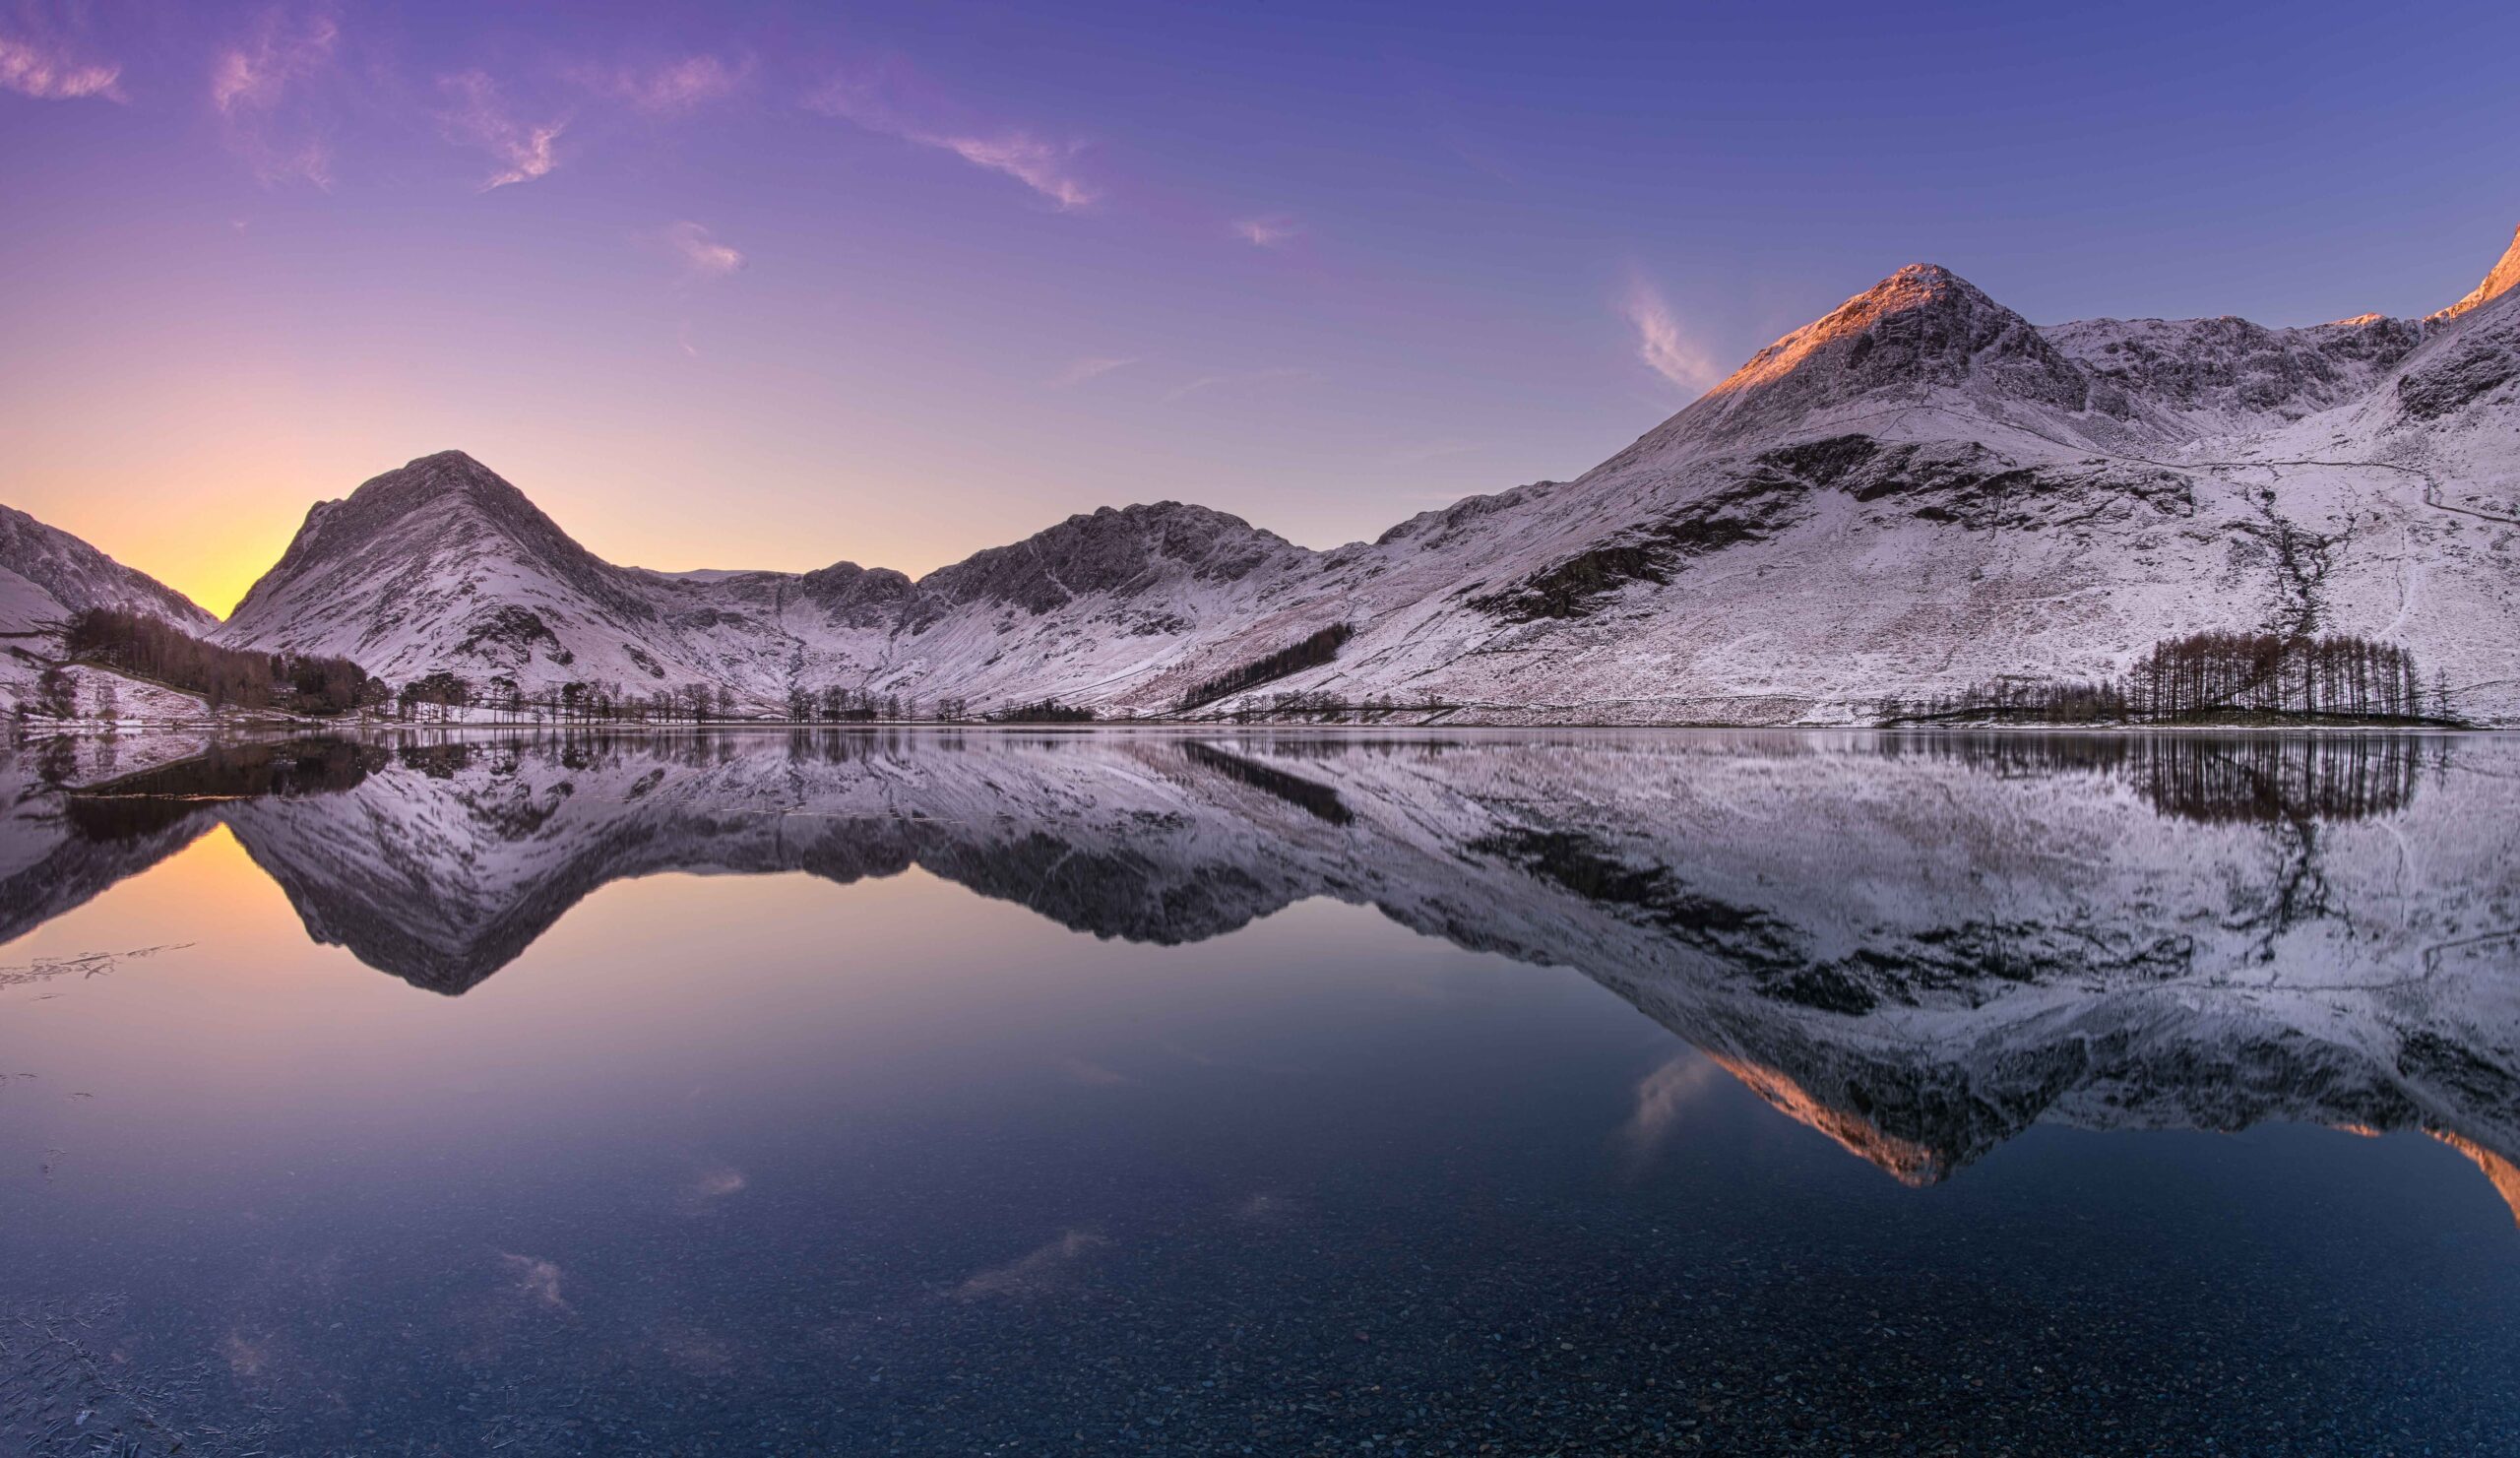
<box><xmin>0</xmin><ymin>504</ymin><xmax>216</xmax><ymax>636</ymax></box>
<box><xmin>9</xmin><ymin>221</ymin><xmax>2515</xmax><ymax>725</ymax></box>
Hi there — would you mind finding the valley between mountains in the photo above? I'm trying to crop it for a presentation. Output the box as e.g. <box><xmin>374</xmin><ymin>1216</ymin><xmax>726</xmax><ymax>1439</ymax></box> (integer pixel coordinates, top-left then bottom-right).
<box><xmin>9</xmin><ymin>224</ymin><xmax>2519</xmax><ymax>727</ymax></box>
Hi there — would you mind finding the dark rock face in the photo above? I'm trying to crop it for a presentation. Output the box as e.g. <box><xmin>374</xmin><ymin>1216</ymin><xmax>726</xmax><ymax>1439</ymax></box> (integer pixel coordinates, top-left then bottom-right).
<box><xmin>2397</xmin><ymin>331</ymin><xmax>2520</xmax><ymax>420</ymax></box>
<box><xmin>2051</xmin><ymin>314</ymin><xmax>2422</xmax><ymax>422</ymax></box>
<box><xmin>908</xmin><ymin>502</ymin><xmax>1306</xmax><ymax>624</ymax></box>
<box><xmin>1755</xmin><ymin>434</ymin><xmax>1886</xmax><ymax>487</ymax></box>
<box><xmin>1758</xmin><ymin>435</ymin><xmax>2195</xmax><ymax>531</ymax></box>
<box><xmin>456</xmin><ymin>604</ymin><xmax>569</xmax><ymax>667</ymax></box>
<box><xmin>1472</xmin><ymin>475</ymin><xmax>1811</xmax><ymax>621</ymax></box>
<box><xmin>1827</xmin><ymin>266</ymin><xmax>2093</xmax><ymax>411</ymax></box>
<box><xmin>799</xmin><ymin>561</ymin><xmax>914</xmax><ymax>627</ymax></box>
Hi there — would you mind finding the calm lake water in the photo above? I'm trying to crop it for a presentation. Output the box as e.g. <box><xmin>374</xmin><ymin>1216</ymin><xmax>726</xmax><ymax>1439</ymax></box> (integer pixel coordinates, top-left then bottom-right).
<box><xmin>2</xmin><ymin>729</ymin><xmax>2517</xmax><ymax>1455</ymax></box>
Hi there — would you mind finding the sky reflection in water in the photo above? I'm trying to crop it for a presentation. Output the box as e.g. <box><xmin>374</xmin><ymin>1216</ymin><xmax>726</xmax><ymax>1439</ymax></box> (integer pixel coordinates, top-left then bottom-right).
<box><xmin>2</xmin><ymin>729</ymin><xmax>2517</xmax><ymax>1454</ymax></box>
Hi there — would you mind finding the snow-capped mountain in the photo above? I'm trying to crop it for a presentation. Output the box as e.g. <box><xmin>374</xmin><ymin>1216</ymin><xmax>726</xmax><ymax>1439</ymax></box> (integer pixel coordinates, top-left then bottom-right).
<box><xmin>1219</xmin><ymin>230</ymin><xmax>2520</xmax><ymax>727</ymax></box>
<box><xmin>186</xmin><ymin>222</ymin><xmax>2520</xmax><ymax>725</ymax></box>
<box><xmin>214</xmin><ymin>448</ymin><xmax>1315</xmax><ymax>710</ymax></box>
<box><xmin>14</xmin><ymin>729</ymin><xmax>2518</xmax><ymax>1206</ymax></box>
<box><xmin>0</xmin><ymin>504</ymin><xmax>214</xmax><ymax>637</ymax></box>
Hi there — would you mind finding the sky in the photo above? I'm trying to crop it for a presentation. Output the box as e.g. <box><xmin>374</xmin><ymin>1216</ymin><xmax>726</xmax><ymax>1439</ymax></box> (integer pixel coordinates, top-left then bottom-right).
<box><xmin>3</xmin><ymin>0</ymin><xmax>2517</xmax><ymax>616</ymax></box>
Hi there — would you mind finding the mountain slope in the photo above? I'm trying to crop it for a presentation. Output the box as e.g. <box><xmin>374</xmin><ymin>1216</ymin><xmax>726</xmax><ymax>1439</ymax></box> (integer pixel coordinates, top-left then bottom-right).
<box><xmin>216</xmin><ymin>449</ymin><xmax>1320</xmax><ymax>711</ymax></box>
<box><xmin>1147</xmin><ymin>223</ymin><xmax>2520</xmax><ymax>726</ymax></box>
<box><xmin>207</xmin><ymin>222</ymin><xmax>2520</xmax><ymax>725</ymax></box>
<box><xmin>0</xmin><ymin>505</ymin><xmax>215</xmax><ymax>636</ymax></box>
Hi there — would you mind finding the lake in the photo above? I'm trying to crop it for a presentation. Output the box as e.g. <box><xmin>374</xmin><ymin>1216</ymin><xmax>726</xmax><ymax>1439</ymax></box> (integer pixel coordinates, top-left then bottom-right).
<box><xmin>2</xmin><ymin>729</ymin><xmax>2516</xmax><ymax>1455</ymax></box>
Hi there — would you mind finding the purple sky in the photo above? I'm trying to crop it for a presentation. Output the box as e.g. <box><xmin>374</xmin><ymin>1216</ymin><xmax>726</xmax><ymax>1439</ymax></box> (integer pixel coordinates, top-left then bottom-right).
<box><xmin>4</xmin><ymin>0</ymin><xmax>2515</xmax><ymax>612</ymax></box>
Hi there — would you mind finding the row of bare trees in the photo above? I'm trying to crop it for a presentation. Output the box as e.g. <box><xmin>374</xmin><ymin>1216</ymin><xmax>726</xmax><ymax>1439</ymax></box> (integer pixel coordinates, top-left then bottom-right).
<box><xmin>1881</xmin><ymin>633</ymin><xmax>2451</xmax><ymax>726</ymax></box>
<box><xmin>2130</xmin><ymin>632</ymin><xmax>2431</xmax><ymax>720</ymax></box>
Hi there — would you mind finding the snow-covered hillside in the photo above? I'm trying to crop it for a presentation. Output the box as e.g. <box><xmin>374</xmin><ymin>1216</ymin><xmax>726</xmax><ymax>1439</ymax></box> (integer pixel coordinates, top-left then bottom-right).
<box><xmin>0</xmin><ymin>505</ymin><xmax>214</xmax><ymax>637</ymax></box>
<box><xmin>0</xmin><ymin>503</ymin><xmax>223</xmax><ymax>715</ymax></box>
<box><xmin>213</xmin><ymin>448</ymin><xmax>1317</xmax><ymax>715</ymax></box>
<box><xmin>1200</xmin><ymin>232</ymin><xmax>2520</xmax><ymax>727</ymax></box>
<box><xmin>16</xmin><ymin>221</ymin><xmax>2505</xmax><ymax>726</ymax></box>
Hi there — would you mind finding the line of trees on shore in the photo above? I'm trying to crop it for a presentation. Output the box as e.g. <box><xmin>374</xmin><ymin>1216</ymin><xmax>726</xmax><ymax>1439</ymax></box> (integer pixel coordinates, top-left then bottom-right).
<box><xmin>61</xmin><ymin>607</ymin><xmax>379</xmax><ymax>715</ymax></box>
<box><xmin>1176</xmin><ymin>623</ymin><xmax>1354</xmax><ymax>712</ymax></box>
<box><xmin>381</xmin><ymin>675</ymin><xmax>1451</xmax><ymax>726</ymax></box>
<box><xmin>392</xmin><ymin>674</ymin><xmax>1007</xmax><ymax>725</ymax></box>
<box><xmin>1879</xmin><ymin>632</ymin><xmax>2452</xmax><ymax>726</ymax></box>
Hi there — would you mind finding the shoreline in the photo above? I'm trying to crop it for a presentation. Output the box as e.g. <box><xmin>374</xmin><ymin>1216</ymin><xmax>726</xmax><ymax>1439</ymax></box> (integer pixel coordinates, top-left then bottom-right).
<box><xmin>20</xmin><ymin>718</ymin><xmax>2503</xmax><ymax>741</ymax></box>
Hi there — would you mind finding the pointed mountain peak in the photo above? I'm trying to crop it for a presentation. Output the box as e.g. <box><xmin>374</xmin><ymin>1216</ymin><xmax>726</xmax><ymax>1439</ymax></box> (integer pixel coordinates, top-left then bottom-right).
<box><xmin>2429</xmin><ymin>222</ymin><xmax>2520</xmax><ymax>325</ymax></box>
<box><xmin>224</xmin><ymin>450</ymin><xmax>629</xmax><ymax>630</ymax></box>
<box><xmin>1722</xmin><ymin>260</ymin><xmax>2071</xmax><ymax>396</ymax></box>
<box><xmin>1833</xmin><ymin>262</ymin><xmax>2000</xmax><ymax>314</ymax></box>
<box><xmin>284</xmin><ymin>450</ymin><xmax>572</xmax><ymax>558</ymax></box>
<box><xmin>344</xmin><ymin>449</ymin><xmax>533</xmax><ymax>514</ymax></box>
<box><xmin>1633</xmin><ymin>260</ymin><xmax>2087</xmax><ymax>452</ymax></box>
<box><xmin>1870</xmin><ymin>261</ymin><xmax>1969</xmax><ymax>295</ymax></box>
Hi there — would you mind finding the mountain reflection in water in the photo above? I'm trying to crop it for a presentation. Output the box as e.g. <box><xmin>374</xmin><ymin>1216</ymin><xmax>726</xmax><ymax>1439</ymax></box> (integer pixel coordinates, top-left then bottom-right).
<box><xmin>9</xmin><ymin>728</ymin><xmax>2514</xmax><ymax>1200</ymax></box>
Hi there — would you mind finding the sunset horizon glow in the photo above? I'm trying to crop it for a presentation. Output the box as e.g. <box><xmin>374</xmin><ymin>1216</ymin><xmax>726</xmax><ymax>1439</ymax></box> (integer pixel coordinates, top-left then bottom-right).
<box><xmin>5</xmin><ymin>0</ymin><xmax>2516</xmax><ymax>616</ymax></box>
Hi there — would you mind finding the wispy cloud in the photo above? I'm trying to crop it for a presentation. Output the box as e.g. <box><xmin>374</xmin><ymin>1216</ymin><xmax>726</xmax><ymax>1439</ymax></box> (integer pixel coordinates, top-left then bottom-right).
<box><xmin>955</xmin><ymin>1230</ymin><xmax>1106</xmax><ymax>1300</ymax></box>
<box><xmin>1616</xmin><ymin>1053</ymin><xmax>1723</xmax><ymax>1174</ymax></box>
<box><xmin>935</xmin><ymin>133</ymin><xmax>1095</xmax><ymax>209</ymax></box>
<box><xmin>651</xmin><ymin>220</ymin><xmax>744</xmax><ymax>277</ymax></box>
<box><xmin>438</xmin><ymin>70</ymin><xmax>565</xmax><ymax>190</ymax></box>
<box><xmin>0</xmin><ymin>33</ymin><xmax>123</xmax><ymax>101</ymax></box>
<box><xmin>1052</xmin><ymin>355</ymin><xmax>1137</xmax><ymax>387</ymax></box>
<box><xmin>806</xmin><ymin>64</ymin><xmax>1098</xmax><ymax>211</ymax></box>
<box><xmin>1232</xmin><ymin>216</ymin><xmax>1300</xmax><ymax>248</ymax></box>
<box><xmin>581</xmin><ymin>52</ymin><xmax>751</xmax><ymax>114</ymax></box>
<box><xmin>211</xmin><ymin>5</ymin><xmax>340</xmax><ymax>185</ymax></box>
<box><xmin>496</xmin><ymin>1251</ymin><xmax>571</xmax><ymax>1312</ymax></box>
<box><xmin>689</xmin><ymin>1166</ymin><xmax>746</xmax><ymax>1200</ymax></box>
<box><xmin>211</xmin><ymin>9</ymin><xmax>335</xmax><ymax>113</ymax></box>
<box><xmin>1621</xmin><ymin>273</ymin><xmax>1724</xmax><ymax>394</ymax></box>
<box><xmin>1165</xmin><ymin>366</ymin><xmax>1318</xmax><ymax>404</ymax></box>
